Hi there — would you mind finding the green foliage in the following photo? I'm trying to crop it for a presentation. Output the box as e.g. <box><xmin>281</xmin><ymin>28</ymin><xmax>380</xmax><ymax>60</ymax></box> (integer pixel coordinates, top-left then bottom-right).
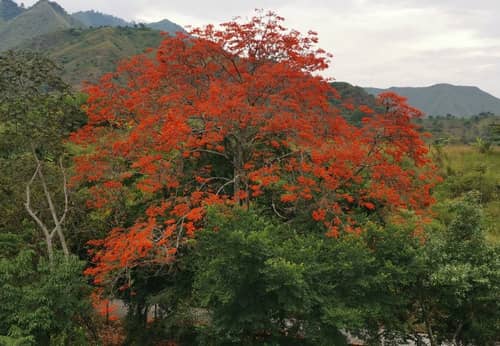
<box><xmin>0</xmin><ymin>250</ymin><xmax>93</xmax><ymax>345</ymax></box>
<box><xmin>17</xmin><ymin>26</ymin><xmax>164</xmax><ymax>88</ymax></box>
<box><xmin>104</xmin><ymin>196</ymin><xmax>499</xmax><ymax>345</ymax></box>
<box><xmin>417</xmin><ymin>193</ymin><xmax>500</xmax><ymax>345</ymax></box>
<box><xmin>0</xmin><ymin>50</ymin><xmax>85</xmax><ymax>154</ymax></box>
<box><xmin>489</xmin><ymin>123</ymin><xmax>500</xmax><ymax>143</ymax></box>
<box><xmin>192</xmin><ymin>208</ymin><xmax>352</xmax><ymax>344</ymax></box>
<box><xmin>0</xmin><ymin>50</ymin><xmax>85</xmax><ymax>242</ymax></box>
<box><xmin>0</xmin><ymin>49</ymin><xmax>97</xmax><ymax>345</ymax></box>
<box><xmin>432</xmin><ymin>145</ymin><xmax>500</xmax><ymax>242</ymax></box>
<box><xmin>420</xmin><ymin>113</ymin><xmax>500</xmax><ymax>145</ymax></box>
<box><xmin>473</xmin><ymin>136</ymin><xmax>492</xmax><ymax>153</ymax></box>
<box><xmin>190</xmin><ymin>209</ymin><xmax>434</xmax><ymax>344</ymax></box>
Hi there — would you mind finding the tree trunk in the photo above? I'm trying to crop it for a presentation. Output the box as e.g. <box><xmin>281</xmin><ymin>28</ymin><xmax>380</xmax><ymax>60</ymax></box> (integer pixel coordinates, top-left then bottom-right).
<box><xmin>45</xmin><ymin>235</ymin><xmax>54</xmax><ymax>263</ymax></box>
<box><xmin>452</xmin><ymin>321</ymin><xmax>464</xmax><ymax>346</ymax></box>
<box><xmin>56</xmin><ymin>225</ymin><xmax>69</xmax><ymax>257</ymax></box>
<box><xmin>421</xmin><ymin>303</ymin><xmax>437</xmax><ymax>346</ymax></box>
<box><xmin>25</xmin><ymin>150</ymin><xmax>71</xmax><ymax>262</ymax></box>
<box><xmin>233</xmin><ymin>142</ymin><xmax>243</xmax><ymax>205</ymax></box>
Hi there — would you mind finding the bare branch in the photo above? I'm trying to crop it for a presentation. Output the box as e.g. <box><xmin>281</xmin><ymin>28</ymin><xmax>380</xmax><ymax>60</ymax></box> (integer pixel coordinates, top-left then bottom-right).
<box><xmin>271</xmin><ymin>201</ymin><xmax>287</xmax><ymax>219</ymax></box>
<box><xmin>25</xmin><ymin>162</ymin><xmax>49</xmax><ymax>236</ymax></box>
<box><xmin>27</xmin><ymin>149</ymin><xmax>70</xmax><ymax>258</ymax></box>
<box><xmin>197</xmin><ymin>176</ymin><xmax>231</xmax><ymax>191</ymax></box>
<box><xmin>33</xmin><ymin>151</ymin><xmax>60</xmax><ymax>229</ymax></box>
<box><xmin>57</xmin><ymin>157</ymin><xmax>69</xmax><ymax>225</ymax></box>
<box><xmin>175</xmin><ymin>216</ymin><xmax>186</xmax><ymax>249</ymax></box>
<box><xmin>25</xmin><ymin>160</ymin><xmax>54</xmax><ymax>262</ymax></box>
<box><xmin>190</xmin><ymin>148</ymin><xmax>229</xmax><ymax>159</ymax></box>
<box><xmin>216</xmin><ymin>177</ymin><xmax>236</xmax><ymax>196</ymax></box>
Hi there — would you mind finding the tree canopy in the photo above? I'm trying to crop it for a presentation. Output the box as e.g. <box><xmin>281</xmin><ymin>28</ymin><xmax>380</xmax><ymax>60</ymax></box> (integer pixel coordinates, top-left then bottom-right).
<box><xmin>71</xmin><ymin>11</ymin><xmax>440</xmax><ymax>292</ymax></box>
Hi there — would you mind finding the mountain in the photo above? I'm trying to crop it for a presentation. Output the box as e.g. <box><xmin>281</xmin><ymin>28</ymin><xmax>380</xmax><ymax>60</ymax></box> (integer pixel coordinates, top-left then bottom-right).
<box><xmin>0</xmin><ymin>0</ymin><xmax>83</xmax><ymax>51</ymax></box>
<box><xmin>146</xmin><ymin>19</ymin><xmax>185</xmax><ymax>34</ymax></box>
<box><xmin>364</xmin><ymin>84</ymin><xmax>500</xmax><ymax>117</ymax></box>
<box><xmin>0</xmin><ymin>0</ymin><xmax>24</xmax><ymax>21</ymax></box>
<box><xmin>18</xmin><ymin>26</ymin><xmax>163</xmax><ymax>87</ymax></box>
<box><xmin>0</xmin><ymin>0</ymin><xmax>185</xmax><ymax>87</ymax></box>
<box><xmin>72</xmin><ymin>10</ymin><xmax>129</xmax><ymax>27</ymax></box>
<box><xmin>72</xmin><ymin>10</ymin><xmax>186</xmax><ymax>34</ymax></box>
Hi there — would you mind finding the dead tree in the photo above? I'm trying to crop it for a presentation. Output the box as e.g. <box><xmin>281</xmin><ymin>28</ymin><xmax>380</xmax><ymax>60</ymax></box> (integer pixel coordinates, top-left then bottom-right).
<box><xmin>24</xmin><ymin>150</ymin><xmax>69</xmax><ymax>263</ymax></box>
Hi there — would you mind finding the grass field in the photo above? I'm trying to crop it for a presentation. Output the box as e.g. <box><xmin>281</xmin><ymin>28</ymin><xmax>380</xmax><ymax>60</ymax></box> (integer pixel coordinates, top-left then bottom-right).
<box><xmin>432</xmin><ymin>144</ymin><xmax>500</xmax><ymax>243</ymax></box>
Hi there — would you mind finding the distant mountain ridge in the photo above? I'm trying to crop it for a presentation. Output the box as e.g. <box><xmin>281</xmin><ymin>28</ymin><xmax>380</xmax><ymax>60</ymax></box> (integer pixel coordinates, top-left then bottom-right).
<box><xmin>0</xmin><ymin>0</ymin><xmax>185</xmax><ymax>52</ymax></box>
<box><xmin>0</xmin><ymin>0</ymin><xmax>24</xmax><ymax>21</ymax></box>
<box><xmin>365</xmin><ymin>84</ymin><xmax>500</xmax><ymax>117</ymax></box>
<box><xmin>72</xmin><ymin>10</ymin><xmax>129</xmax><ymax>27</ymax></box>
<box><xmin>71</xmin><ymin>10</ymin><xmax>185</xmax><ymax>33</ymax></box>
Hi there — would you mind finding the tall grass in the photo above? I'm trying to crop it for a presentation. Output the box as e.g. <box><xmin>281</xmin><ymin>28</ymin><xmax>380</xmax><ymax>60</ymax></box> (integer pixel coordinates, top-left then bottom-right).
<box><xmin>432</xmin><ymin>145</ymin><xmax>499</xmax><ymax>243</ymax></box>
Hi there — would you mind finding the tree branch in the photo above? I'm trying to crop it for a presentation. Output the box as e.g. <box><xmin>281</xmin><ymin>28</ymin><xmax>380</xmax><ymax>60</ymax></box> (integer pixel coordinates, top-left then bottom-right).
<box><xmin>216</xmin><ymin>177</ymin><xmax>236</xmax><ymax>196</ymax></box>
<box><xmin>25</xmin><ymin>160</ymin><xmax>54</xmax><ymax>262</ymax></box>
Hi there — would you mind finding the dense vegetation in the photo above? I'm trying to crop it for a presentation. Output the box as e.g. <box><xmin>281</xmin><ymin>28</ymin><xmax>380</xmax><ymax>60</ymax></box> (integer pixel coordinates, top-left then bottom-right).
<box><xmin>418</xmin><ymin>112</ymin><xmax>499</xmax><ymax>144</ymax></box>
<box><xmin>18</xmin><ymin>26</ymin><xmax>164</xmax><ymax>87</ymax></box>
<box><xmin>0</xmin><ymin>10</ymin><xmax>498</xmax><ymax>346</ymax></box>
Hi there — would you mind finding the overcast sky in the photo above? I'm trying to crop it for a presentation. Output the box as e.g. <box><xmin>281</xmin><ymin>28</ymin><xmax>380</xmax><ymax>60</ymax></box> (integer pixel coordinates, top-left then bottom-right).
<box><xmin>21</xmin><ymin>0</ymin><xmax>500</xmax><ymax>97</ymax></box>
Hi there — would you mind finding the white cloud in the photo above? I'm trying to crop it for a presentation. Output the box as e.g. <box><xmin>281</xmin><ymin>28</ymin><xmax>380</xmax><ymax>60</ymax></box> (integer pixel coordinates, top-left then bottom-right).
<box><xmin>19</xmin><ymin>0</ymin><xmax>500</xmax><ymax>97</ymax></box>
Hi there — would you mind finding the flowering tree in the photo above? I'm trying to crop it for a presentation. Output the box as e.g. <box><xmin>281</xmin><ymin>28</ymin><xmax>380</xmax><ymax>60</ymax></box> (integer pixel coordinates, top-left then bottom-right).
<box><xmin>71</xmin><ymin>11</ymin><xmax>438</xmax><ymax>289</ymax></box>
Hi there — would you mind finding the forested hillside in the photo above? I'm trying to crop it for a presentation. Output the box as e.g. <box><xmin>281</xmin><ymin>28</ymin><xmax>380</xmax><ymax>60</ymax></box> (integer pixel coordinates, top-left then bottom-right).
<box><xmin>18</xmin><ymin>26</ymin><xmax>163</xmax><ymax>87</ymax></box>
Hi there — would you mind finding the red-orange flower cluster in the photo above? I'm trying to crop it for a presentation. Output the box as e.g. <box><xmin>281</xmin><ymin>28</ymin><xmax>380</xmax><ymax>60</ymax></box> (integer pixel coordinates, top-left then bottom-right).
<box><xmin>72</xmin><ymin>11</ymin><xmax>439</xmax><ymax>288</ymax></box>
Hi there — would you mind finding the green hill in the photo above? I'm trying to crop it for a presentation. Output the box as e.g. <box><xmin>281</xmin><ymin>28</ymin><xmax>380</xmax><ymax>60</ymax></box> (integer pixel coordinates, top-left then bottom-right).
<box><xmin>0</xmin><ymin>0</ymin><xmax>185</xmax><ymax>88</ymax></box>
<box><xmin>365</xmin><ymin>84</ymin><xmax>500</xmax><ymax>117</ymax></box>
<box><xmin>0</xmin><ymin>0</ymin><xmax>83</xmax><ymax>51</ymax></box>
<box><xmin>18</xmin><ymin>26</ymin><xmax>163</xmax><ymax>88</ymax></box>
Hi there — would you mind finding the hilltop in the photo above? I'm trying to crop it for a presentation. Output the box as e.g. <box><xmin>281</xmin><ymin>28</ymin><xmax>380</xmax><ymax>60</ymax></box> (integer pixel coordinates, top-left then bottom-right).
<box><xmin>0</xmin><ymin>0</ymin><xmax>83</xmax><ymax>51</ymax></box>
<box><xmin>365</xmin><ymin>84</ymin><xmax>500</xmax><ymax>117</ymax></box>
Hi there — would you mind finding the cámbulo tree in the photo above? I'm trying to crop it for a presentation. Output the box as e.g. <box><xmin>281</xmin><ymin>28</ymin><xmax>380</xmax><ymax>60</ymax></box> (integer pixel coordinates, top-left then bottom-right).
<box><xmin>72</xmin><ymin>11</ymin><xmax>439</xmax><ymax>289</ymax></box>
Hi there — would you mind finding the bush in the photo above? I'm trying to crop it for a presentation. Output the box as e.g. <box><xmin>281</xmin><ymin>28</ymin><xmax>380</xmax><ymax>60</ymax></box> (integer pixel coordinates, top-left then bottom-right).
<box><xmin>0</xmin><ymin>250</ymin><xmax>94</xmax><ymax>345</ymax></box>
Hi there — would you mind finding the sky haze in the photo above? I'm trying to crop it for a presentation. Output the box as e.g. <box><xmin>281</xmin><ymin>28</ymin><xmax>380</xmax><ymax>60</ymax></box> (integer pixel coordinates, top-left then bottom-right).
<box><xmin>20</xmin><ymin>0</ymin><xmax>500</xmax><ymax>98</ymax></box>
